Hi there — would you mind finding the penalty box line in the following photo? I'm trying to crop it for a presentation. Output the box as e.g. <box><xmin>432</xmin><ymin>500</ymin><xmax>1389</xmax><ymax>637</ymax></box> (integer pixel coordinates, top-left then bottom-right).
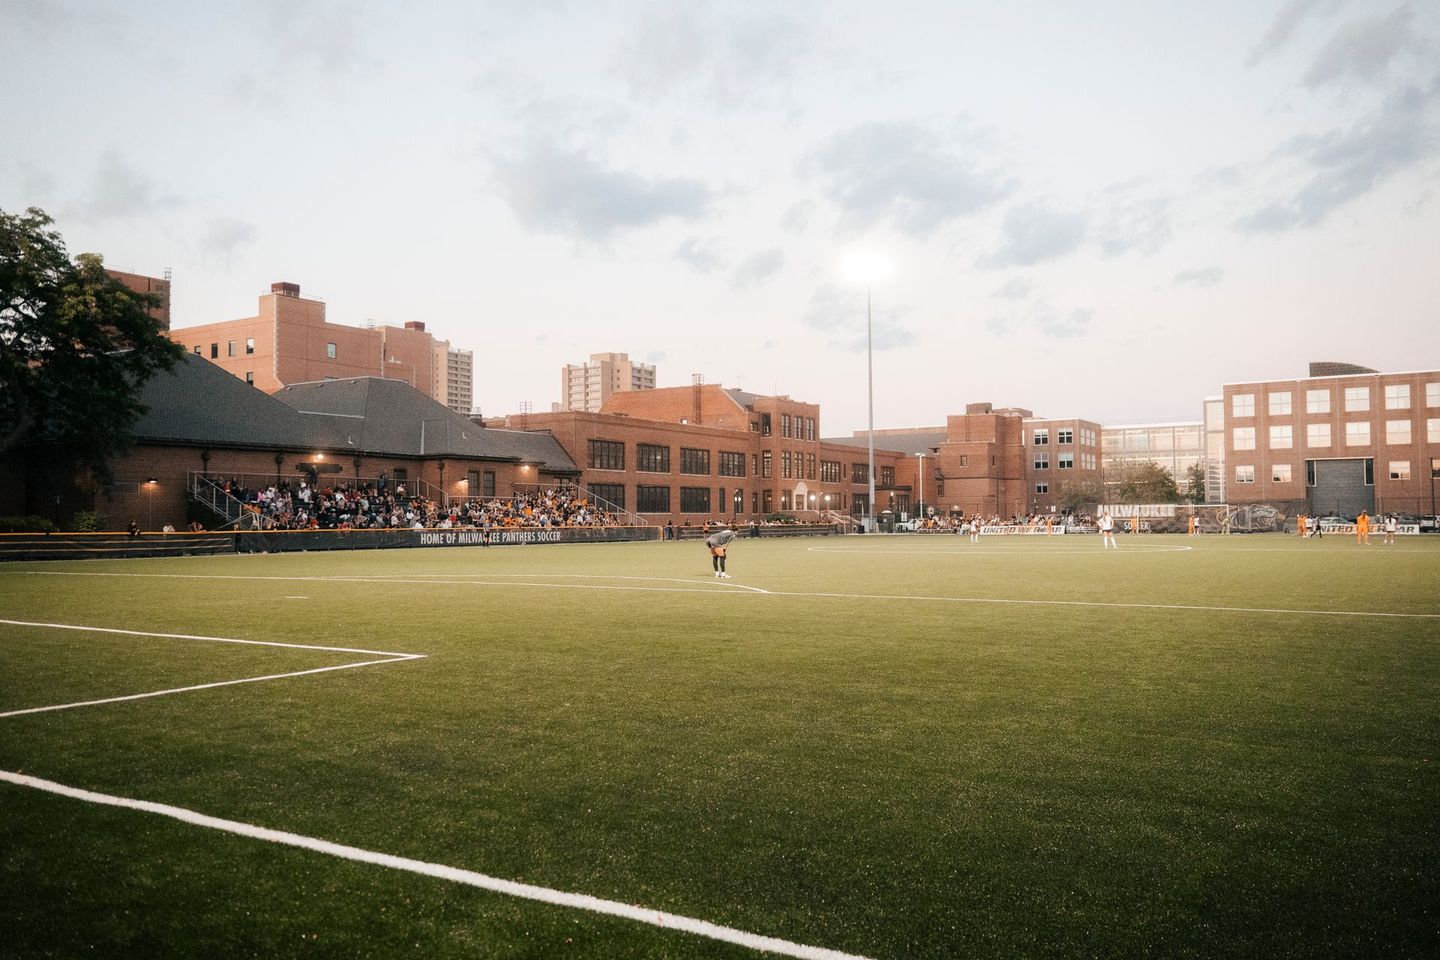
<box><xmin>0</xmin><ymin>619</ymin><xmax>425</xmax><ymax>720</ymax></box>
<box><xmin>0</xmin><ymin>771</ymin><xmax>872</xmax><ymax>960</ymax></box>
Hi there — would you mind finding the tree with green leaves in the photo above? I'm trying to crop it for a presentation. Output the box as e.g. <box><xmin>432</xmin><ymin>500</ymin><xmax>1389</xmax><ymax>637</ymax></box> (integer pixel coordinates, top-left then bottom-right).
<box><xmin>1183</xmin><ymin>462</ymin><xmax>1207</xmax><ymax>503</ymax></box>
<box><xmin>0</xmin><ymin>207</ymin><xmax>183</xmax><ymax>479</ymax></box>
<box><xmin>1108</xmin><ymin>461</ymin><xmax>1182</xmax><ymax>504</ymax></box>
<box><xmin>1054</xmin><ymin>476</ymin><xmax>1103</xmax><ymax>514</ymax></box>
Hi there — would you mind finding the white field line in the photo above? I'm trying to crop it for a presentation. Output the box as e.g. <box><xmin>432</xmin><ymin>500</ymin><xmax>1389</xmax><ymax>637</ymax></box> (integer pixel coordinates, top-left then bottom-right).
<box><xmin>0</xmin><ymin>620</ymin><xmax>868</xmax><ymax>958</ymax></box>
<box><xmin>12</xmin><ymin>571</ymin><xmax>1438</xmax><ymax>620</ymax></box>
<box><xmin>806</xmin><ymin>545</ymin><xmax>1195</xmax><ymax>555</ymax></box>
<box><xmin>0</xmin><ymin>777</ymin><xmax>871</xmax><ymax>960</ymax></box>
<box><xmin>0</xmin><ymin>619</ymin><xmax>425</xmax><ymax>719</ymax></box>
<box><xmin>15</xmin><ymin>570</ymin><xmax>772</xmax><ymax>596</ymax></box>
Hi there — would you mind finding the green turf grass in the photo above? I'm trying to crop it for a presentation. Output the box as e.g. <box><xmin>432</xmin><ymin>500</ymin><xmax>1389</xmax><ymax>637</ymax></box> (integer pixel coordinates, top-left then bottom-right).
<box><xmin>2</xmin><ymin>534</ymin><xmax>1437</xmax><ymax>958</ymax></box>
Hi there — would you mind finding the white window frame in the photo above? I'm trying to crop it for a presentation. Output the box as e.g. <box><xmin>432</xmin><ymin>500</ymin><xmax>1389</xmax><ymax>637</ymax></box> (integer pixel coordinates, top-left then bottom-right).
<box><xmin>1345</xmin><ymin>421</ymin><xmax>1370</xmax><ymax>447</ymax></box>
<box><xmin>1235</xmin><ymin>465</ymin><xmax>1255</xmax><ymax>484</ymax></box>
<box><xmin>1344</xmin><ymin>386</ymin><xmax>1369</xmax><ymax>412</ymax></box>
<box><xmin>1386</xmin><ymin>420</ymin><xmax>1411</xmax><ymax>445</ymax></box>
<box><xmin>1232</xmin><ymin>394</ymin><xmax>1255</xmax><ymax>417</ymax></box>
<box><xmin>1389</xmin><ymin>461</ymin><xmax>1410</xmax><ymax>481</ymax></box>
<box><xmin>1268</xmin><ymin>392</ymin><xmax>1292</xmax><ymax>416</ymax></box>
<box><xmin>1269</xmin><ymin>425</ymin><xmax>1292</xmax><ymax>449</ymax></box>
<box><xmin>1307</xmin><ymin>423</ymin><xmax>1331</xmax><ymax>448</ymax></box>
<box><xmin>1233</xmin><ymin>426</ymin><xmax>1256</xmax><ymax>451</ymax></box>
<box><xmin>1385</xmin><ymin>384</ymin><xmax>1410</xmax><ymax>410</ymax></box>
<box><xmin>1428</xmin><ymin>418</ymin><xmax>1440</xmax><ymax>444</ymax></box>
<box><xmin>1306</xmin><ymin>389</ymin><xmax>1331</xmax><ymax>414</ymax></box>
<box><xmin>1272</xmin><ymin>463</ymin><xmax>1292</xmax><ymax>483</ymax></box>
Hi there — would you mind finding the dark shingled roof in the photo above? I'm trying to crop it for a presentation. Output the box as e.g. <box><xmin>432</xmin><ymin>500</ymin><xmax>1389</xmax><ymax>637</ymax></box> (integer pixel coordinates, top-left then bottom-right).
<box><xmin>723</xmin><ymin>388</ymin><xmax>761</xmax><ymax>410</ymax></box>
<box><xmin>131</xmin><ymin>354</ymin><xmax>343</xmax><ymax>449</ymax></box>
<box><xmin>130</xmin><ymin>356</ymin><xmax>577</xmax><ymax>473</ymax></box>
<box><xmin>276</xmin><ymin>377</ymin><xmax>577</xmax><ymax>472</ymax></box>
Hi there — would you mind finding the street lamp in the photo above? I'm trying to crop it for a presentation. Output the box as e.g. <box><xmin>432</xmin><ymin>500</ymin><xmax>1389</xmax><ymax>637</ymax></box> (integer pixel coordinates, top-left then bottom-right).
<box><xmin>840</xmin><ymin>248</ymin><xmax>894</xmax><ymax>534</ymax></box>
<box><xmin>809</xmin><ymin>492</ymin><xmax>817</xmax><ymax>516</ymax></box>
<box><xmin>916</xmin><ymin>451</ymin><xmax>926</xmax><ymax>521</ymax></box>
<box><xmin>145</xmin><ymin>478</ymin><xmax>157</xmax><ymax>531</ymax></box>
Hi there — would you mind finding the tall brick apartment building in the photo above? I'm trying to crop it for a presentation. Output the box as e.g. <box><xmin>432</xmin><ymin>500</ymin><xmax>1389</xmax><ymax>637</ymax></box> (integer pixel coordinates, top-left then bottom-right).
<box><xmin>1222</xmin><ymin>363</ymin><xmax>1440</xmax><ymax>517</ymax></box>
<box><xmin>169</xmin><ymin>281</ymin><xmax>474</xmax><ymax>414</ymax></box>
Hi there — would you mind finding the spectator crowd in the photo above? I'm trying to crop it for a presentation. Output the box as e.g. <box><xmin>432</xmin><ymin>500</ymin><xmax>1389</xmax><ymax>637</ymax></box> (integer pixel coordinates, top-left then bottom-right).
<box><xmin>216</xmin><ymin>478</ymin><xmax>621</xmax><ymax>531</ymax></box>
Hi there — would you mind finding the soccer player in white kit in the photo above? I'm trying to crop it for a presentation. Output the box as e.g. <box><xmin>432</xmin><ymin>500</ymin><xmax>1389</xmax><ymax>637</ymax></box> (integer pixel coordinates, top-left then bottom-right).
<box><xmin>1099</xmin><ymin>512</ymin><xmax>1118</xmax><ymax>549</ymax></box>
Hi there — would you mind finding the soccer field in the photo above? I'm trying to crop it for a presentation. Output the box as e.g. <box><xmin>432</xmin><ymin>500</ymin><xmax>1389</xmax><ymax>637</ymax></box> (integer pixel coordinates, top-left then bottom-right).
<box><xmin>2</xmin><ymin>534</ymin><xmax>1437</xmax><ymax>959</ymax></box>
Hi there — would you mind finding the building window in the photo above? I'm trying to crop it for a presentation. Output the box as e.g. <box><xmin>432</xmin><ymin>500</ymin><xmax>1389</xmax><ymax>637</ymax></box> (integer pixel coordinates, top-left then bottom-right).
<box><xmin>718</xmin><ymin>451</ymin><xmax>746</xmax><ymax>477</ymax></box>
<box><xmin>821</xmin><ymin>460</ymin><xmax>841</xmax><ymax>483</ymax></box>
<box><xmin>1428</xmin><ymin>382</ymin><xmax>1440</xmax><ymax>407</ymax></box>
<box><xmin>1233</xmin><ymin>427</ymin><xmax>1256</xmax><ymax>451</ymax></box>
<box><xmin>1235</xmin><ymin>465</ymin><xmax>1255</xmax><ymax>484</ymax></box>
<box><xmin>1034</xmin><ymin>452</ymin><xmax>1049</xmax><ymax>470</ymax></box>
<box><xmin>636</xmin><ymin>444</ymin><xmax>670</xmax><ymax>472</ymax></box>
<box><xmin>1385</xmin><ymin>420</ymin><xmax>1411</xmax><ymax>445</ymax></box>
<box><xmin>1058</xmin><ymin>453</ymin><xmax>1074</xmax><ymax>469</ymax></box>
<box><xmin>1307</xmin><ymin>389</ymin><xmax>1331</xmax><ymax>414</ymax></box>
<box><xmin>1268</xmin><ymin>392</ymin><xmax>1292</xmax><ymax>416</ymax></box>
<box><xmin>680</xmin><ymin>448</ymin><xmax>710</xmax><ymax>475</ymax></box>
<box><xmin>781</xmin><ymin>451</ymin><xmax>792</xmax><ymax>479</ymax></box>
<box><xmin>1035</xmin><ymin>481</ymin><xmax>1049</xmax><ymax>494</ymax></box>
<box><xmin>1385</xmin><ymin>384</ymin><xmax>1410</xmax><ymax>409</ymax></box>
<box><xmin>1307</xmin><ymin>423</ymin><xmax>1331</xmax><ymax>448</ymax></box>
<box><xmin>781</xmin><ymin>414</ymin><xmax>792</xmax><ymax>438</ymax></box>
<box><xmin>1389</xmin><ymin>461</ymin><xmax>1411</xmax><ymax>481</ymax></box>
<box><xmin>1344</xmin><ymin>386</ymin><xmax>1369</xmax><ymax>412</ymax></box>
<box><xmin>1232</xmin><ymin>394</ymin><xmax>1254</xmax><ymax>417</ymax></box>
<box><xmin>1429</xmin><ymin>418</ymin><xmax>1440</xmax><ymax>443</ymax></box>
<box><xmin>588</xmin><ymin>482</ymin><xmax>623</xmax><ymax>510</ymax></box>
<box><xmin>763</xmin><ymin>489</ymin><xmax>773</xmax><ymax>512</ymax></box>
<box><xmin>326</xmin><ymin>342</ymin><xmax>337</xmax><ymax>359</ymax></box>
<box><xmin>587</xmin><ymin>440</ymin><xmax>625</xmax><ymax>471</ymax></box>
<box><xmin>1270</xmin><ymin>425</ymin><xmax>1292</xmax><ymax>449</ymax></box>
<box><xmin>806</xmin><ymin>453</ymin><xmax>816</xmax><ymax>480</ymax></box>
<box><xmin>806</xmin><ymin>417</ymin><xmax>816</xmax><ymax>440</ymax></box>
<box><xmin>483</xmin><ymin>471</ymin><xmax>496</xmax><ymax>497</ymax></box>
<box><xmin>192</xmin><ymin>344</ymin><xmax>202</xmax><ymax>355</ymax></box>
<box><xmin>226</xmin><ymin>340</ymin><xmax>236</xmax><ymax>357</ymax></box>
<box><xmin>1272</xmin><ymin>463</ymin><xmax>1292</xmax><ymax>483</ymax></box>
<box><xmin>879</xmin><ymin>466</ymin><xmax>895</xmax><ymax>486</ymax></box>
<box><xmin>1345</xmin><ymin>422</ymin><xmax>1370</xmax><ymax>446</ymax></box>
<box><xmin>959</xmin><ymin>455</ymin><xmax>968</xmax><ymax>467</ymax></box>
<box><xmin>210</xmin><ymin>343</ymin><xmax>219</xmax><ymax>359</ymax></box>
<box><xmin>1033</xmin><ymin>429</ymin><xmax>1049</xmax><ymax>445</ymax></box>
<box><xmin>245</xmin><ymin>371</ymin><xmax>254</xmax><ymax>385</ymax></box>
<box><xmin>760</xmin><ymin>413</ymin><xmax>771</xmax><ymax>436</ymax></box>
<box><xmin>762</xmin><ymin>451</ymin><xmax>773</xmax><ymax>478</ymax></box>
<box><xmin>1057</xmin><ymin>428</ymin><xmax>1073</xmax><ymax>444</ymax></box>
<box><xmin>1433</xmin><ymin>457</ymin><xmax>1440</xmax><ymax>479</ymax></box>
<box><xmin>636</xmin><ymin>485</ymin><xmax>671</xmax><ymax>513</ymax></box>
<box><xmin>680</xmin><ymin>487</ymin><xmax>711</xmax><ymax>513</ymax></box>
<box><xmin>245</xmin><ymin>337</ymin><xmax>255</xmax><ymax>355</ymax></box>
<box><xmin>851</xmin><ymin>463</ymin><xmax>868</xmax><ymax>484</ymax></box>
<box><xmin>780</xmin><ymin>492</ymin><xmax>790</xmax><ymax>511</ymax></box>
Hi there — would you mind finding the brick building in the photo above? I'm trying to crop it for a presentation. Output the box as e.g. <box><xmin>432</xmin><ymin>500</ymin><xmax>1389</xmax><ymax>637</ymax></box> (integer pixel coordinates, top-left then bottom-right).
<box><xmin>560</xmin><ymin>352</ymin><xmax>656</xmax><ymax>413</ymax></box>
<box><xmin>1222</xmin><ymin>365</ymin><xmax>1440</xmax><ymax>517</ymax></box>
<box><xmin>1</xmin><ymin>354</ymin><xmax>576</xmax><ymax>530</ymax></box>
<box><xmin>106</xmin><ymin>268</ymin><xmax>171</xmax><ymax>331</ymax></box>
<box><xmin>488</xmin><ymin>383</ymin><xmax>909</xmax><ymax>525</ymax></box>
<box><xmin>168</xmin><ymin>281</ymin><xmax>472</xmax><ymax>412</ymax></box>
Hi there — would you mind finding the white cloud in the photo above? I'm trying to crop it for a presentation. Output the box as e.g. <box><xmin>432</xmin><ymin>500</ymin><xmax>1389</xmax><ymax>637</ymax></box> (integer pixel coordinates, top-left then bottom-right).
<box><xmin>979</xmin><ymin>203</ymin><xmax>1088</xmax><ymax>269</ymax></box>
<box><xmin>490</xmin><ymin>143</ymin><xmax>713</xmax><ymax>241</ymax></box>
<box><xmin>729</xmin><ymin>248</ymin><xmax>784</xmax><ymax>290</ymax></box>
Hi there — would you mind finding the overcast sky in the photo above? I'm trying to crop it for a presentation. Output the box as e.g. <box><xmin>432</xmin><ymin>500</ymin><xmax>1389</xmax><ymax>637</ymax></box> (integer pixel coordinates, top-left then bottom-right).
<box><xmin>4</xmin><ymin>1</ymin><xmax>1438</xmax><ymax>433</ymax></box>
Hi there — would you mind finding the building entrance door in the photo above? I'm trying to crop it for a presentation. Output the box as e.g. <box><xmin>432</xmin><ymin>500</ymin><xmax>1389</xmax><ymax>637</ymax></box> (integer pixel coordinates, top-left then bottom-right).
<box><xmin>1308</xmin><ymin>458</ymin><xmax>1374</xmax><ymax>518</ymax></box>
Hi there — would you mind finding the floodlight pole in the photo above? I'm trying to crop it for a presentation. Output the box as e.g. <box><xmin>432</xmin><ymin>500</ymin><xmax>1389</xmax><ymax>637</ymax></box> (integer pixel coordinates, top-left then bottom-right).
<box><xmin>917</xmin><ymin>451</ymin><xmax>924</xmax><ymax>519</ymax></box>
<box><xmin>866</xmin><ymin>285</ymin><xmax>875</xmax><ymax>534</ymax></box>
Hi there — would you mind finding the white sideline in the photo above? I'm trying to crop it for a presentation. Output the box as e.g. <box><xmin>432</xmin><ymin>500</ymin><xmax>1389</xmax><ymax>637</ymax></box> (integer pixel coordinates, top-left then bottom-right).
<box><xmin>0</xmin><ymin>771</ymin><xmax>873</xmax><ymax>960</ymax></box>
<box><xmin>15</xmin><ymin>571</ymin><xmax>1440</xmax><ymax>620</ymax></box>
<box><xmin>0</xmin><ymin>619</ymin><xmax>425</xmax><ymax>719</ymax></box>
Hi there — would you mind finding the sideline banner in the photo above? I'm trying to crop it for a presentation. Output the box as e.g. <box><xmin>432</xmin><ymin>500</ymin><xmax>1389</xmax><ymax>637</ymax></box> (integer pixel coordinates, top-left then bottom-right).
<box><xmin>1318</xmin><ymin>522</ymin><xmax>1419</xmax><ymax>535</ymax></box>
<box><xmin>978</xmin><ymin>526</ymin><xmax>1068</xmax><ymax>536</ymax></box>
<box><xmin>234</xmin><ymin>526</ymin><xmax>658</xmax><ymax>553</ymax></box>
